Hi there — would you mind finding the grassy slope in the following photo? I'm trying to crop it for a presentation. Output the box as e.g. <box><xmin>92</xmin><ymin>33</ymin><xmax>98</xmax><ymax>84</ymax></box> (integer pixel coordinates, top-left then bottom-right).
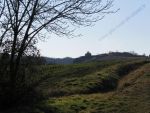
<box><xmin>38</xmin><ymin>63</ymin><xmax>150</xmax><ymax>113</ymax></box>
<box><xmin>3</xmin><ymin>59</ymin><xmax>150</xmax><ymax>113</ymax></box>
<box><xmin>35</xmin><ymin>60</ymin><xmax>125</xmax><ymax>96</ymax></box>
<box><xmin>36</xmin><ymin>59</ymin><xmax>147</xmax><ymax>97</ymax></box>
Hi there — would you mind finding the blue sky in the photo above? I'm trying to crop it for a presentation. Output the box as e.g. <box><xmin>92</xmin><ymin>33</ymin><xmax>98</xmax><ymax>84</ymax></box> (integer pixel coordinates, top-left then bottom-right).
<box><xmin>37</xmin><ymin>0</ymin><xmax>150</xmax><ymax>58</ymax></box>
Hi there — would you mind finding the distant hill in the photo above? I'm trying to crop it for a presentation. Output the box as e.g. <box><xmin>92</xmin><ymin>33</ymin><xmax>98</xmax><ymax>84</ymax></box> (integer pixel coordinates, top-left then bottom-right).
<box><xmin>74</xmin><ymin>52</ymin><xmax>147</xmax><ymax>63</ymax></box>
<box><xmin>43</xmin><ymin>52</ymin><xmax>147</xmax><ymax>64</ymax></box>
<box><xmin>43</xmin><ymin>57</ymin><xmax>74</xmax><ymax>64</ymax></box>
<box><xmin>1</xmin><ymin>52</ymin><xmax>147</xmax><ymax>64</ymax></box>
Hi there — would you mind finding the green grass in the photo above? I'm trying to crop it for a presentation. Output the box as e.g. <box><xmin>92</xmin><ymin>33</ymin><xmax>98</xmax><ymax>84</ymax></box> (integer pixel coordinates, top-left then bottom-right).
<box><xmin>35</xmin><ymin>59</ymin><xmax>148</xmax><ymax>96</ymax></box>
<box><xmin>34</xmin><ymin>60</ymin><xmax>125</xmax><ymax>95</ymax></box>
<box><xmin>36</xmin><ymin>63</ymin><xmax>150</xmax><ymax>113</ymax></box>
<box><xmin>40</xmin><ymin>94</ymin><xmax>129</xmax><ymax>113</ymax></box>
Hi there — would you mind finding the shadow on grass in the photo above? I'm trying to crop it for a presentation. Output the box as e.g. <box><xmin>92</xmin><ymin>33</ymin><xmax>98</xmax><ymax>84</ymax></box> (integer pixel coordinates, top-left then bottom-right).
<box><xmin>0</xmin><ymin>86</ymin><xmax>54</xmax><ymax>113</ymax></box>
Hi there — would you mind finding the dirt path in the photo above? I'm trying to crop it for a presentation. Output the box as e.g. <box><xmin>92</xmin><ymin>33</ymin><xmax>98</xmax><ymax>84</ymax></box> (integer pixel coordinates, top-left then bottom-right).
<box><xmin>115</xmin><ymin>64</ymin><xmax>150</xmax><ymax>113</ymax></box>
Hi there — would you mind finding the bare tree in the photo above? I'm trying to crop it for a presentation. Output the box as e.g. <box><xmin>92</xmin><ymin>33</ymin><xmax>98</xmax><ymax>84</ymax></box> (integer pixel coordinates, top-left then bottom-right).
<box><xmin>0</xmin><ymin>0</ymin><xmax>114</xmax><ymax>90</ymax></box>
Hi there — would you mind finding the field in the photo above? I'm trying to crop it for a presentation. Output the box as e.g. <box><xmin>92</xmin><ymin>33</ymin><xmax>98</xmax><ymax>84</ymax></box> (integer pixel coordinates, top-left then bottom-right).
<box><xmin>4</xmin><ymin>58</ymin><xmax>150</xmax><ymax>113</ymax></box>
